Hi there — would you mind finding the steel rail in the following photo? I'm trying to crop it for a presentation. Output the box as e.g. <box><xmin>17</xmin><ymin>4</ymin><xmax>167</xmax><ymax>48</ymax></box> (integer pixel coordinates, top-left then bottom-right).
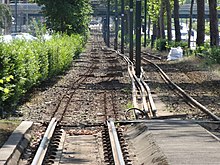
<box><xmin>105</xmin><ymin>47</ymin><xmax>157</xmax><ymax>119</ymax></box>
<box><xmin>142</xmin><ymin>51</ymin><xmax>162</xmax><ymax>60</ymax></box>
<box><xmin>31</xmin><ymin>118</ymin><xmax>58</xmax><ymax>165</ymax></box>
<box><xmin>140</xmin><ymin>78</ymin><xmax>157</xmax><ymax>117</ymax></box>
<box><xmin>143</xmin><ymin>57</ymin><xmax>220</xmax><ymax>121</ymax></box>
<box><xmin>128</xmin><ymin>65</ymin><xmax>139</xmax><ymax>114</ymax></box>
<box><xmin>107</xmin><ymin>120</ymin><xmax>125</xmax><ymax>165</ymax></box>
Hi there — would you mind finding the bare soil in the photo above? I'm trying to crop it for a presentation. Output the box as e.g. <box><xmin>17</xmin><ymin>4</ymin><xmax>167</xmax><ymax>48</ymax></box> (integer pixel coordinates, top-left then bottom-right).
<box><xmin>0</xmin><ymin>120</ymin><xmax>20</xmax><ymax>147</ymax></box>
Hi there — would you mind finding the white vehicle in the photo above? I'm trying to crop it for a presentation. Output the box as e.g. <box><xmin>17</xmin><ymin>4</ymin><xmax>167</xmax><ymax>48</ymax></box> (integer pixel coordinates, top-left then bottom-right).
<box><xmin>0</xmin><ymin>35</ymin><xmax>13</xmax><ymax>43</ymax></box>
<box><xmin>89</xmin><ymin>20</ymin><xmax>101</xmax><ymax>30</ymax></box>
<box><xmin>12</xmin><ymin>33</ymin><xmax>37</xmax><ymax>41</ymax></box>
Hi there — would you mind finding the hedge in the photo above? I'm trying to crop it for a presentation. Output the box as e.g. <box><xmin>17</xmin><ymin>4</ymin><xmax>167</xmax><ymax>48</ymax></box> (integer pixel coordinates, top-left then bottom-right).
<box><xmin>0</xmin><ymin>33</ymin><xmax>84</xmax><ymax>115</ymax></box>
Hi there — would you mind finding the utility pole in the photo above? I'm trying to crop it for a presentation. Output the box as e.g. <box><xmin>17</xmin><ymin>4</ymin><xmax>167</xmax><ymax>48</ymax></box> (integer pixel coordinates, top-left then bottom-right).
<box><xmin>15</xmin><ymin>0</ymin><xmax>18</xmax><ymax>33</ymax></box>
<box><xmin>106</xmin><ymin>0</ymin><xmax>110</xmax><ymax>47</ymax></box>
<box><xmin>135</xmin><ymin>0</ymin><xmax>141</xmax><ymax>77</ymax></box>
<box><xmin>143</xmin><ymin>0</ymin><xmax>147</xmax><ymax>47</ymax></box>
<box><xmin>129</xmin><ymin>0</ymin><xmax>134</xmax><ymax>62</ymax></box>
<box><xmin>121</xmin><ymin>0</ymin><xmax>125</xmax><ymax>54</ymax></box>
<box><xmin>114</xmin><ymin>0</ymin><xmax>118</xmax><ymax>50</ymax></box>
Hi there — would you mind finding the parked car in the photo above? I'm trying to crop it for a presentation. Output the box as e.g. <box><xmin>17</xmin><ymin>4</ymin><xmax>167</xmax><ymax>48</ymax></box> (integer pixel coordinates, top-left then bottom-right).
<box><xmin>0</xmin><ymin>35</ymin><xmax>13</xmax><ymax>43</ymax></box>
<box><xmin>89</xmin><ymin>20</ymin><xmax>101</xmax><ymax>30</ymax></box>
<box><xmin>11</xmin><ymin>33</ymin><xmax>37</xmax><ymax>41</ymax></box>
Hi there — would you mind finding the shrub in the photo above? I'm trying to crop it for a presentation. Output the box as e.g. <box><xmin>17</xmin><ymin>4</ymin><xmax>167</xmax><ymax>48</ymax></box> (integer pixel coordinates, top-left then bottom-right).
<box><xmin>155</xmin><ymin>38</ymin><xmax>167</xmax><ymax>51</ymax></box>
<box><xmin>208</xmin><ymin>46</ymin><xmax>220</xmax><ymax>64</ymax></box>
<box><xmin>0</xmin><ymin>33</ymin><xmax>85</xmax><ymax>116</ymax></box>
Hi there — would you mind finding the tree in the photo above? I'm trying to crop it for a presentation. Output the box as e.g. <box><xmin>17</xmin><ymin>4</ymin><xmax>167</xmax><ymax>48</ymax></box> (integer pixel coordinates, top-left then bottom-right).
<box><xmin>165</xmin><ymin>0</ymin><xmax>172</xmax><ymax>41</ymax></box>
<box><xmin>37</xmin><ymin>0</ymin><xmax>92</xmax><ymax>35</ymax></box>
<box><xmin>208</xmin><ymin>0</ymin><xmax>219</xmax><ymax>46</ymax></box>
<box><xmin>196</xmin><ymin>0</ymin><xmax>205</xmax><ymax>46</ymax></box>
<box><xmin>173</xmin><ymin>0</ymin><xmax>181</xmax><ymax>42</ymax></box>
<box><xmin>188</xmin><ymin>0</ymin><xmax>194</xmax><ymax>48</ymax></box>
<box><xmin>0</xmin><ymin>3</ymin><xmax>12</xmax><ymax>34</ymax></box>
<box><xmin>158</xmin><ymin>0</ymin><xmax>165</xmax><ymax>39</ymax></box>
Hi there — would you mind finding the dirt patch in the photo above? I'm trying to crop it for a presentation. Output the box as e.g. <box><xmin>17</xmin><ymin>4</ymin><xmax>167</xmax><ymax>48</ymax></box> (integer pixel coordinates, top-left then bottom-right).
<box><xmin>0</xmin><ymin>120</ymin><xmax>20</xmax><ymax>147</ymax></box>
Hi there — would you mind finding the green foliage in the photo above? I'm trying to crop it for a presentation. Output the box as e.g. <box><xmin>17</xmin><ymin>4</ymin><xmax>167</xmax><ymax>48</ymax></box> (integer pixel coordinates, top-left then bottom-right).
<box><xmin>209</xmin><ymin>47</ymin><xmax>220</xmax><ymax>64</ymax></box>
<box><xmin>154</xmin><ymin>39</ymin><xmax>189</xmax><ymax>55</ymax></box>
<box><xmin>196</xmin><ymin>45</ymin><xmax>220</xmax><ymax>64</ymax></box>
<box><xmin>166</xmin><ymin>40</ymin><xmax>188</xmax><ymax>50</ymax></box>
<box><xmin>155</xmin><ymin>38</ymin><xmax>167</xmax><ymax>51</ymax></box>
<box><xmin>37</xmin><ymin>0</ymin><xmax>92</xmax><ymax>36</ymax></box>
<box><xmin>0</xmin><ymin>3</ymin><xmax>12</xmax><ymax>30</ymax></box>
<box><xmin>141</xmin><ymin>36</ymin><xmax>151</xmax><ymax>47</ymax></box>
<box><xmin>0</xmin><ymin>34</ymin><xmax>84</xmax><ymax>114</ymax></box>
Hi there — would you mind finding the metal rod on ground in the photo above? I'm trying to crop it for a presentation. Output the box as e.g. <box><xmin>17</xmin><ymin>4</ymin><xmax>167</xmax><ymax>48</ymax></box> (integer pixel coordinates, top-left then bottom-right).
<box><xmin>31</xmin><ymin>118</ymin><xmax>57</xmax><ymax>165</ymax></box>
<box><xmin>107</xmin><ymin>0</ymin><xmax>110</xmax><ymax>47</ymax></box>
<box><xmin>114</xmin><ymin>0</ymin><xmax>118</xmax><ymax>50</ymax></box>
<box><xmin>129</xmin><ymin>0</ymin><xmax>134</xmax><ymax>62</ymax></box>
<box><xmin>144</xmin><ymin>0</ymin><xmax>147</xmax><ymax>47</ymax></box>
<box><xmin>121</xmin><ymin>0</ymin><xmax>125</xmax><ymax>54</ymax></box>
<box><xmin>135</xmin><ymin>0</ymin><xmax>142</xmax><ymax>77</ymax></box>
<box><xmin>107</xmin><ymin>120</ymin><xmax>125</xmax><ymax>165</ymax></box>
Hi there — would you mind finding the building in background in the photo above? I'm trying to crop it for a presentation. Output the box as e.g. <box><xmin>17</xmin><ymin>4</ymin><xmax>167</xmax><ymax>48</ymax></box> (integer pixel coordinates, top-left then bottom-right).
<box><xmin>9</xmin><ymin>1</ymin><xmax>43</xmax><ymax>33</ymax></box>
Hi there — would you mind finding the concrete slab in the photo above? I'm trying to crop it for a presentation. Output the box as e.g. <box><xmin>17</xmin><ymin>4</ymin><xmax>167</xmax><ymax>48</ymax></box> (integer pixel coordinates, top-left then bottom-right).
<box><xmin>0</xmin><ymin>121</ymin><xmax>33</xmax><ymax>165</ymax></box>
<box><xmin>143</xmin><ymin>120</ymin><xmax>220</xmax><ymax>165</ymax></box>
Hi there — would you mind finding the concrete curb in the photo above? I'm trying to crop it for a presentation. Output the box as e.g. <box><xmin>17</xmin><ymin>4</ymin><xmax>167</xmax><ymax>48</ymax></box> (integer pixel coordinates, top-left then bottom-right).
<box><xmin>0</xmin><ymin>121</ymin><xmax>33</xmax><ymax>165</ymax></box>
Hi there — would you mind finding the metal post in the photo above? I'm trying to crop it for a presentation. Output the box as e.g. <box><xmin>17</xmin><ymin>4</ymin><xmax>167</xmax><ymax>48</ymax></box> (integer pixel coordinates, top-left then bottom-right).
<box><xmin>103</xmin><ymin>18</ymin><xmax>107</xmax><ymax>44</ymax></box>
<box><xmin>15</xmin><ymin>0</ymin><xmax>18</xmax><ymax>33</ymax></box>
<box><xmin>107</xmin><ymin>0</ymin><xmax>110</xmax><ymax>47</ymax></box>
<box><xmin>129</xmin><ymin>0</ymin><xmax>134</xmax><ymax>62</ymax></box>
<box><xmin>114</xmin><ymin>0</ymin><xmax>118</xmax><ymax>50</ymax></box>
<box><xmin>144</xmin><ymin>0</ymin><xmax>147</xmax><ymax>47</ymax></box>
<box><xmin>135</xmin><ymin>0</ymin><xmax>141</xmax><ymax>78</ymax></box>
<box><xmin>121</xmin><ymin>0</ymin><xmax>125</xmax><ymax>54</ymax></box>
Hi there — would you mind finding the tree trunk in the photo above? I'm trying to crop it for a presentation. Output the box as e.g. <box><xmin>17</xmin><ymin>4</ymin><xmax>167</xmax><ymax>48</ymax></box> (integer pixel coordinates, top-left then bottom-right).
<box><xmin>196</xmin><ymin>0</ymin><xmax>205</xmax><ymax>46</ymax></box>
<box><xmin>165</xmin><ymin>0</ymin><xmax>172</xmax><ymax>41</ymax></box>
<box><xmin>173</xmin><ymin>0</ymin><xmax>181</xmax><ymax>42</ymax></box>
<box><xmin>147</xmin><ymin>16</ymin><xmax>151</xmax><ymax>39</ymax></box>
<box><xmin>159</xmin><ymin>1</ymin><xmax>165</xmax><ymax>39</ymax></box>
<box><xmin>188</xmin><ymin>0</ymin><xmax>194</xmax><ymax>48</ymax></box>
<box><xmin>208</xmin><ymin>0</ymin><xmax>219</xmax><ymax>46</ymax></box>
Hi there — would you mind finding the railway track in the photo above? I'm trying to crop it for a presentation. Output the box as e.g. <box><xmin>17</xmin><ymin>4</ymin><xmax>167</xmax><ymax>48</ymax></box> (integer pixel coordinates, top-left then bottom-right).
<box><xmin>29</xmin><ymin>119</ymin><xmax>131</xmax><ymax>165</ymax></box>
<box><xmin>15</xmin><ymin>31</ymin><xmax>220</xmax><ymax>165</ymax></box>
<box><xmin>17</xmin><ymin>31</ymin><xmax>133</xmax><ymax>165</ymax></box>
<box><xmin>141</xmin><ymin>51</ymin><xmax>220</xmax><ymax>121</ymax></box>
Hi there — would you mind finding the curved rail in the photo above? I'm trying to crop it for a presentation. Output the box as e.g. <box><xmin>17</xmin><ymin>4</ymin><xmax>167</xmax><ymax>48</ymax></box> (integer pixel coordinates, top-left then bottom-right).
<box><xmin>104</xmin><ymin>47</ymin><xmax>157</xmax><ymax>119</ymax></box>
<box><xmin>142</xmin><ymin>57</ymin><xmax>220</xmax><ymax>121</ymax></box>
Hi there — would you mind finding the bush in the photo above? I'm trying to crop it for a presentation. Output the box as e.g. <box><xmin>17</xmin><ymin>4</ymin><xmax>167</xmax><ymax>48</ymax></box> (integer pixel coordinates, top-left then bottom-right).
<box><xmin>208</xmin><ymin>46</ymin><xmax>220</xmax><ymax>64</ymax></box>
<box><xmin>166</xmin><ymin>41</ymin><xmax>189</xmax><ymax>55</ymax></box>
<box><xmin>0</xmin><ymin>33</ymin><xmax>84</xmax><ymax>115</ymax></box>
<box><xmin>155</xmin><ymin>38</ymin><xmax>167</xmax><ymax>51</ymax></box>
